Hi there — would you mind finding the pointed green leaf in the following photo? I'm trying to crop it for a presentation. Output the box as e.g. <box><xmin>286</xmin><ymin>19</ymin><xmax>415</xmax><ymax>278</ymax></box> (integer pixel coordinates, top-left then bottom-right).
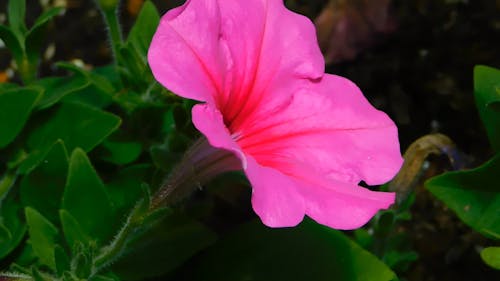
<box><xmin>0</xmin><ymin>87</ymin><xmax>42</xmax><ymax>148</ymax></box>
<box><xmin>182</xmin><ymin>219</ymin><xmax>396</xmax><ymax>281</ymax></box>
<box><xmin>7</xmin><ymin>0</ymin><xmax>27</xmax><ymax>36</ymax></box>
<box><xmin>481</xmin><ymin>247</ymin><xmax>500</xmax><ymax>270</ymax></box>
<box><xmin>62</xmin><ymin>149</ymin><xmax>115</xmax><ymax>243</ymax></box>
<box><xmin>21</xmin><ymin>102</ymin><xmax>121</xmax><ymax>173</ymax></box>
<box><xmin>0</xmin><ymin>24</ymin><xmax>24</xmax><ymax>62</ymax></box>
<box><xmin>25</xmin><ymin>7</ymin><xmax>63</xmax><ymax>64</ymax></box>
<box><xmin>20</xmin><ymin>140</ymin><xmax>68</xmax><ymax>224</ymax></box>
<box><xmin>426</xmin><ymin>155</ymin><xmax>500</xmax><ymax>239</ymax></box>
<box><xmin>474</xmin><ymin>65</ymin><xmax>500</xmax><ymax>151</ymax></box>
<box><xmin>34</xmin><ymin>75</ymin><xmax>90</xmax><ymax>109</ymax></box>
<box><xmin>126</xmin><ymin>0</ymin><xmax>160</xmax><ymax>58</ymax></box>
<box><xmin>59</xmin><ymin>209</ymin><xmax>92</xmax><ymax>252</ymax></box>
<box><xmin>0</xmin><ymin>191</ymin><xmax>27</xmax><ymax>259</ymax></box>
<box><xmin>99</xmin><ymin>140</ymin><xmax>142</xmax><ymax>165</ymax></box>
<box><xmin>25</xmin><ymin>207</ymin><xmax>59</xmax><ymax>271</ymax></box>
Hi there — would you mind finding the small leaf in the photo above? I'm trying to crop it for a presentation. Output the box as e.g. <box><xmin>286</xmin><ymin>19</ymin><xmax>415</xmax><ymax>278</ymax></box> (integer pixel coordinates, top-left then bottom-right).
<box><xmin>25</xmin><ymin>7</ymin><xmax>63</xmax><ymax>64</ymax></box>
<box><xmin>25</xmin><ymin>207</ymin><xmax>59</xmax><ymax>271</ymax></box>
<box><xmin>181</xmin><ymin>219</ymin><xmax>396</xmax><ymax>281</ymax></box>
<box><xmin>481</xmin><ymin>247</ymin><xmax>500</xmax><ymax>270</ymax></box>
<box><xmin>0</xmin><ymin>25</ymin><xmax>24</xmax><ymax>62</ymax></box>
<box><xmin>34</xmin><ymin>75</ymin><xmax>90</xmax><ymax>109</ymax></box>
<box><xmin>99</xmin><ymin>140</ymin><xmax>142</xmax><ymax>165</ymax></box>
<box><xmin>126</xmin><ymin>0</ymin><xmax>160</xmax><ymax>58</ymax></box>
<box><xmin>62</xmin><ymin>149</ymin><xmax>115</xmax><ymax>243</ymax></box>
<box><xmin>0</xmin><ymin>87</ymin><xmax>42</xmax><ymax>148</ymax></box>
<box><xmin>7</xmin><ymin>0</ymin><xmax>27</xmax><ymax>36</ymax></box>
<box><xmin>426</xmin><ymin>155</ymin><xmax>500</xmax><ymax>239</ymax></box>
<box><xmin>474</xmin><ymin>65</ymin><xmax>500</xmax><ymax>152</ymax></box>
<box><xmin>0</xmin><ymin>192</ymin><xmax>27</xmax><ymax>259</ymax></box>
<box><xmin>20</xmin><ymin>140</ymin><xmax>69</xmax><ymax>224</ymax></box>
<box><xmin>21</xmin><ymin>102</ymin><xmax>121</xmax><ymax>173</ymax></box>
<box><xmin>59</xmin><ymin>209</ymin><xmax>93</xmax><ymax>252</ymax></box>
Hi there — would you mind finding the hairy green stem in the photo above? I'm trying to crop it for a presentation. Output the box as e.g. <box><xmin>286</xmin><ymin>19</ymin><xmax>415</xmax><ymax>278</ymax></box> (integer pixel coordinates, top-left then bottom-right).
<box><xmin>102</xmin><ymin>8</ymin><xmax>123</xmax><ymax>63</ymax></box>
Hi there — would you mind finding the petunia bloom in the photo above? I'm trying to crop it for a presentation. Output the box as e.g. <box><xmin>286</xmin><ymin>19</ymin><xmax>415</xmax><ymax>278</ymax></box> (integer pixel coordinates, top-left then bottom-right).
<box><xmin>148</xmin><ymin>0</ymin><xmax>403</xmax><ymax>229</ymax></box>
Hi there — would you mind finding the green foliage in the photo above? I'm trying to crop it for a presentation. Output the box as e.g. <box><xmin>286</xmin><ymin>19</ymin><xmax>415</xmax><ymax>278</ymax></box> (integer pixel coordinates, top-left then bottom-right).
<box><xmin>62</xmin><ymin>149</ymin><xmax>115</xmax><ymax>243</ymax></box>
<box><xmin>0</xmin><ymin>0</ymin><xmax>62</xmax><ymax>83</ymax></box>
<box><xmin>425</xmin><ymin>65</ymin><xmax>500</xmax><ymax>270</ymax></box>
<box><xmin>426</xmin><ymin>65</ymin><xmax>500</xmax><ymax>239</ymax></box>
<box><xmin>480</xmin><ymin>247</ymin><xmax>500</xmax><ymax>270</ymax></box>
<box><xmin>25</xmin><ymin>207</ymin><xmax>59</xmax><ymax>271</ymax></box>
<box><xmin>182</xmin><ymin>219</ymin><xmax>395</xmax><ymax>281</ymax></box>
<box><xmin>474</xmin><ymin>65</ymin><xmax>500</xmax><ymax>152</ymax></box>
<box><xmin>0</xmin><ymin>87</ymin><xmax>41</xmax><ymax>148</ymax></box>
<box><xmin>426</xmin><ymin>156</ymin><xmax>500</xmax><ymax>239</ymax></box>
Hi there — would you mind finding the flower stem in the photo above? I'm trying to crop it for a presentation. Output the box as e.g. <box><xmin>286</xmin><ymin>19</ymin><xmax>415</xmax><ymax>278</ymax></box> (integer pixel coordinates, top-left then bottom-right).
<box><xmin>92</xmin><ymin>137</ymin><xmax>240</xmax><ymax>275</ymax></box>
<box><xmin>92</xmin><ymin>200</ymin><xmax>151</xmax><ymax>273</ymax></box>
<box><xmin>102</xmin><ymin>8</ymin><xmax>123</xmax><ymax>63</ymax></box>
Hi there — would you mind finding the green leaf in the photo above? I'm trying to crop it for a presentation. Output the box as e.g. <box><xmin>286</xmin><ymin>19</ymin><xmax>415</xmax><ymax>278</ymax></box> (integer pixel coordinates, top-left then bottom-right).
<box><xmin>474</xmin><ymin>65</ymin><xmax>500</xmax><ymax>152</ymax></box>
<box><xmin>0</xmin><ymin>170</ymin><xmax>17</xmax><ymax>202</ymax></box>
<box><xmin>0</xmin><ymin>87</ymin><xmax>42</xmax><ymax>148</ymax></box>
<box><xmin>25</xmin><ymin>7</ymin><xmax>63</xmax><ymax>64</ymax></box>
<box><xmin>0</xmin><ymin>24</ymin><xmax>24</xmax><ymax>62</ymax></box>
<box><xmin>126</xmin><ymin>0</ymin><xmax>160</xmax><ymax>58</ymax></box>
<box><xmin>99</xmin><ymin>140</ymin><xmax>142</xmax><ymax>165</ymax></box>
<box><xmin>34</xmin><ymin>75</ymin><xmax>90</xmax><ymax>109</ymax></box>
<box><xmin>59</xmin><ymin>209</ymin><xmax>93</xmax><ymax>252</ymax></box>
<box><xmin>183</xmin><ymin>219</ymin><xmax>396</xmax><ymax>281</ymax></box>
<box><xmin>0</xmin><ymin>194</ymin><xmax>27</xmax><ymax>259</ymax></box>
<box><xmin>56</xmin><ymin>62</ymin><xmax>116</xmax><ymax>95</ymax></box>
<box><xmin>481</xmin><ymin>247</ymin><xmax>500</xmax><ymax>270</ymax></box>
<box><xmin>20</xmin><ymin>140</ymin><xmax>68</xmax><ymax>224</ymax></box>
<box><xmin>25</xmin><ymin>207</ymin><xmax>59</xmax><ymax>271</ymax></box>
<box><xmin>54</xmin><ymin>244</ymin><xmax>71</xmax><ymax>276</ymax></box>
<box><xmin>58</xmin><ymin>64</ymin><xmax>117</xmax><ymax>108</ymax></box>
<box><xmin>426</xmin><ymin>155</ymin><xmax>500</xmax><ymax>239</ymax></box>
<box><xmin>112</xmin><ymin>211</ymin><xmax>217</xmax><ymax>280</ymax></box>
<box><xmin>62</xmin><ymin>149</ymin><xmax>115</xmax><ymax>243</ymax></box>
<box><xmin>7</xmin><ymin>0</ymin><xmax>27</xmax><ymax>36</ymax></box>
<box><xmin>21</xmin><ymin>102</ymin><xmax>121</xmax><ymax>173</ymax></box>
<box><xmin>106</xmin><ymin>164</ymin><xmax>152</xmax><ymax>215</ymax></box>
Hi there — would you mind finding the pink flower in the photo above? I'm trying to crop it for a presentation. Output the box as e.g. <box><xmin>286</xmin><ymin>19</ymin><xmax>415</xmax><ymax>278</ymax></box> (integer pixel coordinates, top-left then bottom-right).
<box><xmin>148</xmin><ymin>0</ymin><xmax>403</xmax><ymax>229</ymax></box>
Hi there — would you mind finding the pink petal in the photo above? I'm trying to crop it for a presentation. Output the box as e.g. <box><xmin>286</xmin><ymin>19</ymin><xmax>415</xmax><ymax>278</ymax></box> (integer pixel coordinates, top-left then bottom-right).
<box><xmin>246</xmin><ymin>156</ymin><xmax>306</xmax><ymax>227</ymax></box>
<box><xmin>237</xmin><ymin>74</ymin><xmax>403</xmax><ymax>186</ymax></box>
<box><xmin>297</xmin><ymin>176</ymin><xmax>395</xmax><ymax>229</ymax></box>
<box><xmin>192</xmin><ymin>102</ymin><xmax>396</xmax><ymax>229</ymax></box>
<box><xmin>191</xmin><ymin>104</ymin><xmax>246</xmax><ymax>166</ymax></box>
<box><xmin>148</xmin><ymin>0</ymin><xmax>226</xmax><ymax>102</ymax></box>
<box><xmin>215</xmin><ymin>0</ymin><xmax>324</xmax><ymax>126</ymax></box>
<box><xmin>148</xmin><ymin>0</ymin><xmax>324</xmax><ymax>118</ymax></box>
